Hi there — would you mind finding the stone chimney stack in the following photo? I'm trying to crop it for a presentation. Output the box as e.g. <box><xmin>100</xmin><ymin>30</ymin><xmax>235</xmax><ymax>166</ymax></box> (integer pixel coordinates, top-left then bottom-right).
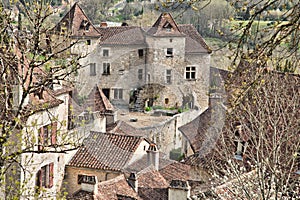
<box><xmin>128</xmin><ymin>172</ymin><xmax>138</xmax><ymax>192</ymax></box>
<box><xmin>100</xmin><ymin>22</ymin><xmax>107</xmax><ymax>28</ymax></box>
<box><xmin>168</xmin><ymin>180</ymin><xmax>191</xmax><ymax>200</ymax></box>
<box><xmin>147</xmin><ymin>143</ymin><xmax>159</xmax><ymax>170</ymax></box>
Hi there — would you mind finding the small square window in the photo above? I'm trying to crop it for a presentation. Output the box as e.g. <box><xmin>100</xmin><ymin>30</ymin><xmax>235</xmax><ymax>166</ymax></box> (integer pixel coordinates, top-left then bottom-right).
<box><xmin>90</xmin><ymin>63</ymin><xmax>96</xmax><ymax>76</ymax></box>
<box><xmin>103</xmin><ymin>49</ymin><xmax>109</xmax><ymax>57</ymax></box>
<box><xmin>166</xmin><ymin>48</ymin><xmax>173</xmax><ymax>58</ymax></box>
<box><xmin>185</xmin><ymin>66</ymin><xmax>196</xmax><ymax>80</ymax></box>
<box><xmin>138</xmin><ymin>49</ymin><xmax>144</xmax><ymax>57</ymax></box>
<box><xmin>86</xmin><ymin>40</ymin><xmax>91</xmax><ymax>45</ymax></box>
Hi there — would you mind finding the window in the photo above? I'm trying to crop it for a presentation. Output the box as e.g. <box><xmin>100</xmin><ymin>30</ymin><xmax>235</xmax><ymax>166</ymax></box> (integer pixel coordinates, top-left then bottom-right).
<box><xmin>138</xmin><ymin>49</ymin><xmax>144</xmax><ymax>57</ymax></box>
<box><xmin>86</xmin><ymin>40</ymin><xmax>91</xmax><ymax>45</ymax></box>
<box><xmin>296</xmin><ymin>150</ymin><xmax>300</xmax><ymax>174</ymax></box>
<box><xmin>165</xmin><ymin>98</ymin><xmax>169</xmax><ymax>105</ymax></box>
<box><xmin>233</xmin><ymin>125</ymin><xmax>247</xmax><ymax>161</ymax></box>
<box><xmin>36</xmin><ymin>163</ymin><xmax>54</xmax><ymax>189</ymax></box>
<box><xmin>90</xmin><ymin>63</ymin><xmax>96</xmax><ymax>76</ymax></box>
<box><xmin>102</xmin><ymin>89</ymin><xmax>110</xmax><ymax>99</ymax></box>
<box><xmin>38</xmin><ymin>122</ymin><xmax>57</xmax><ymax>151</ymax></box>
<box><xmin>80</xmin><ymin>20</ymin><xmax>90</xmax><ymax>31</ymax></box>
<box><xmin>166</xmin><ymin>48</ymin><xmax>173</xmax><ymax>58</ymax></box>
<box><xmin>78</xmin><ymin>174</ymin><xmax>96</xmax><ymax>185</ymax></box>
<box><xmin>113</xmin><ymin>88</ymin><xmax>123</xmax><ymax>100</ymax></box>
<box><xmin>166</xmin><ymin>69</ymin><xmax>172</xmax><ymax>84</ymax></box>
<box><xmin>138</xmin><ymin>69</ymin><xmax>143</xmax><ymax>80</ymax></box>
<box><xmin>103</xmin><ymin>63</ymin><xmax>110</xmax><ymax>75</ymax></box>
<box><xmin>185</xmin><ymin>66</ymin><xmax>196</xmax><ymax>80</ymax></box>
<box><xmin>103</xmin><ymin>49</ymin><xmax>109</xmax><ymax>57</ymax></box>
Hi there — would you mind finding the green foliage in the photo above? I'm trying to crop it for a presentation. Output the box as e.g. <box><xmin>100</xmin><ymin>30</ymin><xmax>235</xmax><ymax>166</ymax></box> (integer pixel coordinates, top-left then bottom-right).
<box><xmin>144</xmin><ymin>106</ymin><xmax>152</xmax><ymax>112</ymax></box>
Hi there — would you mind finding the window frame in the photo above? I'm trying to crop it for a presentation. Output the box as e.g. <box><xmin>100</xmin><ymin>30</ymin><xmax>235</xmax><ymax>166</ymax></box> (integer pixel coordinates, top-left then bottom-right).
<box><xmin>138</xmin><ymin>69</ymin><xmax>143</xmax><ymax>80</ymax></box>
<box><xmin>36</xmin><ymin>163</ymin><xmax>54</xmax><ymax>189</ymax></box>
<box><xmin>166</xmin><ymin>48</ymin><xmax>173</xmax><ymax>58</ymax></box>
<box><xmin>102</xmin><ymin>49</ymin><xmax>109</xmax><ymax>57</ymax></box>
<box><xmin>90</xmin><ymin>63</ymin><xmax>96</xmax><ymax>76</ymax></box>
<box><xmin>38</xmin><ymin>122</ymin><xmax>57</xmax><ymax>151</ymax></box>
<box><xmin>102</xmin><ymin>62</ymin><xmax>110</xmax><ymax>75</ymax></box>
<box><xmin>185</xmin><ymin>66</ymin><xmax>196</xmax><ymax>80</ymax></box>
<box><xmin>166</xmin><ymin>69</ymin><xmax>172</xmax><ymax>84</ymax></box>
<box><xmin>78</xmin><ymin>174</ymin><xmax>96</xmax><ymax>185</ymax></box>
<box><xmin>138</xmin><ymin>49</ymin><xmax>144</xmax><ymax>57</ymax></box>
<box><xmin>113</xmin><ymin>88</ymin><xmax>123</xmax><ymax>100</ymax></box>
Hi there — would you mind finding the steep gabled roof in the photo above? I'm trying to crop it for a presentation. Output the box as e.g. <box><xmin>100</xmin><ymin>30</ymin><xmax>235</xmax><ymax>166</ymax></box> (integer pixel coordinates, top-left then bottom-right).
<box><xmin>86</xmin><ymin>85</ymin><xmax>115</xmax><ymax>113</ymax></box>
<box><xmin>67</xmin><ymin>132</ymin><xmax>145</xmax><ymax>171</ymax></box>
<box><xmin>147</xmin><ymin>13</ymin><xmax>184</xmax><ymax>37</ymax></box>
<box><xmin>54</xmin><ymin>2</ymin><xmax>100</xmax><ymax>38</ymax></box>
<box><xmin>178</xmin><ymin>25</ymin><xmax>212</xmax><ymax>54</ymax></box>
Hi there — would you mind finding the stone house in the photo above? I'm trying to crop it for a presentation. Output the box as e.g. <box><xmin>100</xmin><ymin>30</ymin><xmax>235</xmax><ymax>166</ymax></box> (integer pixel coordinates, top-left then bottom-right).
<box><xmin>67</xmin><ymin>142</ymin><xmax>207</xmax><ymax>200</ymax></box>
<box><xmin>55</xmin><ymin>3</ymin><xmax>212</xmax><ymax>112</ymax></box>
<box><xmin>64</xmin><ymin>131</ymin><xmax>150</xmax><ymax>196</ymax></box>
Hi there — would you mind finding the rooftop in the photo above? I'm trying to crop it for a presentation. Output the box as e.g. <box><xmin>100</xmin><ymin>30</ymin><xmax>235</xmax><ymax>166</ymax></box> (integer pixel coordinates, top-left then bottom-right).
<box><xmin>117</xmin><ymin>110</ymin><xmax>172</xmax><ymax>129</ymax></box>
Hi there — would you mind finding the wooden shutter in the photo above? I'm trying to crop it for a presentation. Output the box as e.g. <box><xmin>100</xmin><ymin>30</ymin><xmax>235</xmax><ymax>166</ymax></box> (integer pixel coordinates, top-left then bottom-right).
<box><xmin>49</xmin><ymin>163</ymin><xmax>54</xmax><ymax>188</ymax></box>
<box><xmin>38</xmin><ymin>127</ymin><xmax>44</xmax><ymax>151</ymax></box>
<box><xmin>51</xmin><ymin>122</ymin><xmax>57</xmax><ymax>145</ymax></box>
<box><xmin>36</xmin><ymin>169</ymin><xmax>42</xmax><ymax>188</ymax></box>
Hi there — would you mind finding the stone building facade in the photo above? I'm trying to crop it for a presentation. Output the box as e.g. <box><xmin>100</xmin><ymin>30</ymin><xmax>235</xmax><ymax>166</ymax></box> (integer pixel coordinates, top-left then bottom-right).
<box><xmin>56</xmin><ymin>4</ymin><xmax>212</xmax><ymax>112</ymax></box>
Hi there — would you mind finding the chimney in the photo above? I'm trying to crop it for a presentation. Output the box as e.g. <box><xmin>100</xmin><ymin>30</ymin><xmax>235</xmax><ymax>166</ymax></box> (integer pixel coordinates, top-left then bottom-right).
<box><xmin>128</xmin><ymin>172</ymin><xmax>138</xmax><ymax>192</ymax></box>
<box><xmin>168</xmin><ymin>180</ymin><xmax>191</xmax><ymax>200</ymax></box>
<box><xmin>100</xmin><ymin>22</ymin><xmax>107</xmax><ymax>28</ymax></box>
<box><xmin>147</xmin><ymin>143</ymin><xmax>159</xmax><ymax>170</ymax></box>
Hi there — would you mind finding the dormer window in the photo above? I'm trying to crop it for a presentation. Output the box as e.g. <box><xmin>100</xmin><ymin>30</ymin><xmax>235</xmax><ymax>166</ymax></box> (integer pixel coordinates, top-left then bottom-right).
<box><xmin>163</xmin><ymin>22</ymin><xmax>172</xmax><ymax>32</ymax></box>
<box><xmin>80</xmin><ymin>20</ymin><xmax>90</xmax><ymax>31</ymax></box>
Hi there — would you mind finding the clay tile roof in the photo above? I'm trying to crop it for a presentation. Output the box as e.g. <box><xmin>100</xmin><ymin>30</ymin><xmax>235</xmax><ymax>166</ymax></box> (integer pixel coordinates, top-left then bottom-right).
<box><xmin>96</xmin><ymin>174</ymin><xmax>140</xmax><ymax>200</ymax></box>
<box><xmin>179</xmin><ymin>108</ymin><xmax>213</xmax><ymax>153</ymax></box>
<box><xmin>159</xmin><ymin>162</ymin><xmax>191</xmax><ymax>184</ymax></box>
<box><xmin>24</xmin><ymin>87</ymin><xmax>63</xmax><ymax>115</ymax></box>
<box><xmin>123</xmin><ymin>153</ymin><xmax>175</xmax><ymax>173</ymax></box>
<box><xmin>68</xmin><ymin>132</ymin><xmax>143</xmax><ymax>171</ymax></box>
<box><xmin>86</xmin><ymin>85</ymin><xmax>115</xmax><ymax>113</ymax></box>
<box><xmin>137</xmin><ymin>169</ymin><xmax>169</xmax><ymax>200</ymax></box>
<box><xmin>68</xmin><ymin>190</ymin><xmax>94</xmax><ymax>200</ymax></box>
<box><xmin>54</xmin><ymin>2</ymin><xmax>100</xmax><ymax>38</ymax></box>
<box><xmin>98</xmin><ymin>27</ymin><xmax>146</xmax><ymax>45</ymax></box>
<box><xmin>147</xmin><ymin>13</ymin><xmax>184</xmax><ymax>37</ymax></box>
<box><xmin>178</xmin><ymin>25</ymin><xmax>212</xmax><ymax>54</ymax></box>
<box><xmin>107</xmin><ymin>120</ymin><xmax>146</xmax><ymax>137</ymax></box>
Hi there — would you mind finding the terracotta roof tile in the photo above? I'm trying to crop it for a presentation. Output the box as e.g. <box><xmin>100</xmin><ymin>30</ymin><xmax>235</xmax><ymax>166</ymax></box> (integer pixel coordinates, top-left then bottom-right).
<box><xmin>68</xmin><ymin>132</ymin><xmax>143</xmax><ymax>171</ymax></box>
<box><xmin>159</xmin><ymin>162</ymin><xmax>191</xmax><ymax>184</ymax></box>
<box><xmin>68</xmin><ymin>190</ymin><xmax>94</xmax><ymax>200</ymax></box>
<box><xmin>123</xmin><ymin>153</ymin><xmax>175</xmax><ymax>173</ymax></box>
<box><xmin>54</xmin><ymin>2</ymin><xmax>100</xmax><ymax>38</ymax></box>
<box><xmin>96</xmin><ymin>174</ymin><xmax>140</xmax><ymax>200</ymax></box>
<box><xmin>107</xmin><ymin>120</ymin><xmax>146</xmax><ymax>137</ymax></box>
<box><xmin>137</xmin><ymin>169</ymin><xmax>169</xmax><ymax>200</ymax></box>
<box><xmin>98</xmin><ymin>27</ymin><xmax>146</xmax><ymax>45</ymax></box>
<box><xmin>147</xmin><ymin>13</ymin><xmax>184</xmax><ymax>37</ymax></box>
<box><xmin>86</xmin><ymin>85</ymin><xmax>115</xmax><ymax>113</ymax></box>
<box><xmin>178</xmin><ymin>25</ymin><xmax>212</xmax><ymax>54</ymax></box>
